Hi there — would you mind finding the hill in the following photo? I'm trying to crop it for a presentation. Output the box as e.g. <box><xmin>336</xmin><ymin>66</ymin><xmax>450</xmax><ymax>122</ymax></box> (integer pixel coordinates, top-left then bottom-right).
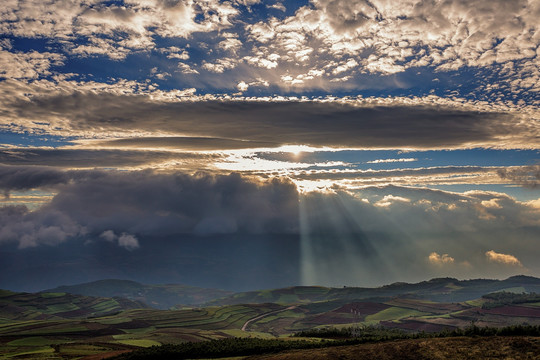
<box><xmin>46</xmin><ymin>279</ymin><xmax>233</xmax><ymax>309</ymax></box>
<box><xmin>246</xmin><ymin>336</ymin><xmax>540</xmax><ymax>360</ymax></box>
<box><xmin>0</xmin><ymin>289</ymin><xmax>148</xmax><ymax>322</ymax></box>
<box><xmin>206</xmin><ymin>276</ymin><xmax>540</xmax><ymax>306</ymax></box>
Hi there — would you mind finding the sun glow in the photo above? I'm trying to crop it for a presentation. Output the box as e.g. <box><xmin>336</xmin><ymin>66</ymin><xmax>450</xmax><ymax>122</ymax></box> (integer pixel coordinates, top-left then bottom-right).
<box><xmin>213</xmin><ymin>146</ymin><xmax>347</xmax><ymax>173</ymax></box>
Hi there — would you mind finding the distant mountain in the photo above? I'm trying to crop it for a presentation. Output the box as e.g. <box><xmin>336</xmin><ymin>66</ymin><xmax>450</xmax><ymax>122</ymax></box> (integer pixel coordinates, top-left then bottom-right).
<box><xmin>0</xmin><ymin>288</ymin><xmax>147</xmax><ymax>322</ymax></box>
<box><xmin>46</xmin><ymin>279</ymin><xmax>234</xmax><ymax>310</ymax></box>
<box><xmin>205</xmin><ymin>276</ymin><xmax>540</xmax><ymax>306</ymax></box>
<box><xmin>40</xmin><ymin>276</ymin><xmax>540</xmax><ymax>312</ymax></box>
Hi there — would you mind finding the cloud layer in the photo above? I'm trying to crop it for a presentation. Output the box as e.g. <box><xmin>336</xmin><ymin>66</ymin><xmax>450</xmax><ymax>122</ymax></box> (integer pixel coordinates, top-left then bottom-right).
<box><xmin>1</xmin><ymin>0</ymin><xmax>537</xmax><ymax>100</ymax></box>
<box><xmin>1</xmin><ymin>80</ymin><xmax>536</xmax><ymax>150</ymax></box>
<box><xmin>0</xmin><ymin>169</ymin><xmax>538</xmax><ymax>288</ymax></box>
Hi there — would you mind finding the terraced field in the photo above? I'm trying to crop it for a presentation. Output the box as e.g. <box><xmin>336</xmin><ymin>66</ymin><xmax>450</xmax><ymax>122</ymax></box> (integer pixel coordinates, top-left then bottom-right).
<box><xmin>4</xmin><ymin>291</ymin><xmax>538</xmax><ymax>350</ymax></box>
<box><xmin>0</xmin><ymin>290</ymin><xmax>147</xmax><ymax>323</ymax></box>
<box><xmin>0</xmin><ymin>302</ymin><xmax>286</xmax><ymax>358</ymax></box>
<box><xmin>247</xmin><ymin>295</ymin><xmax>540</xmax><ymax>335</ymax></box>
<box><xmin>1</xmin><ymin>277</ymin><xmax>540</xmax><ymax>359</ymax></box>
<box><xmin>48</xmin><ymin>279</ymin><xmax>234</xmax><ymax>309</ymax></box>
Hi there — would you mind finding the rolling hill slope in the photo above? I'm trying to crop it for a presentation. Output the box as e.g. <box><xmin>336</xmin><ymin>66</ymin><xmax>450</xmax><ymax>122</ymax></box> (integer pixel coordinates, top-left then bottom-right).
<box><xmin>46</xmin><ymin>279</ymin><xmax>234</xmax><ymax>309</ymax></box>
<box><xmin>0</xmin><ymin>289</ymin><xmax>148</xmax><ymax>322</ymax></box>
<box><xmin>206</xmin><ymin>276</ymin><xmax>540</xmax><ymax>306</ymax></box>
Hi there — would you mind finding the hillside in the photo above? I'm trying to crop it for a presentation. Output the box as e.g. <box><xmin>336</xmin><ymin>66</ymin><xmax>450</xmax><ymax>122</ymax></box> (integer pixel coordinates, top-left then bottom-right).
<box><xmin>47</xmin><ymin>279</ymin><xmax>234</xmax><ymax>309</ymax></box>
<box><xmin>206</xmin><ymin>276</ymin><xmax>540</xmax><ymax>306</ymax></box>
<box><xmin>245</xmin><ymin>336</ymin><xmax>540</xmax><ymax>360</ymax></box>
<box><xmin>0</xmin><ymin>289</ymin><xmax>148</xmax><ymax>322</ymax></box>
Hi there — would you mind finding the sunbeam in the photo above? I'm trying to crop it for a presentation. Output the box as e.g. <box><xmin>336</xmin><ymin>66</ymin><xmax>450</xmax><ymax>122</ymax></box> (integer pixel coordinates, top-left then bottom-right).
<box><xmin>300</xmin><ymin>191</ymin><xmax>388</xmax><ymax>287</ymax></box>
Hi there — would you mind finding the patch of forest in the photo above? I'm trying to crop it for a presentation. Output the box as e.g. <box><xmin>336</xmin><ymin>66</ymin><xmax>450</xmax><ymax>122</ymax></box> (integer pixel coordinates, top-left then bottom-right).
<box><xmin>481</xmin><ymin>292</ymin><xmax>540</xmax><ymax>309</ymax></box>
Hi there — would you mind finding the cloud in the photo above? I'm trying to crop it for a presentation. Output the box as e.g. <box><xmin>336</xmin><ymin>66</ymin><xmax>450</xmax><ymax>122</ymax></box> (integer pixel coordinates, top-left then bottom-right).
<box><xmin>323</xmin><ymin>0</ymin><xmax>380</xmax><ymax>35</ymax></box>
<box><xmin>485</xmin><ymin>250</ymin><xmax>523</xmax><ymax>267</ymax></box>
<box><xmin>374</xmin><ymin>194</ymin><xmax>410</xmax><ymax>207</ymax></box>
<box><xmin>99</xmin><ymin>230</ymin><xmax>117</xmax><ymax>242</ymax></box>
<box><xmin>0</xmin><ymin>0</ymin><xmax>240</xmax><ymax>59</ymax></box>
<box><xmin>0</xmin><ymin>164</ymin><xmax>69</xmax><ymax>196</ymax></box>
<box><xmin>298</xmin><ymin>187</ymin><xmax>539</xmax><ymax>285</ymax></box>
<box><xmin>0</xmin><ymin>205</ymin><xmax>83</xmax><ymax>248</ymax></box>
<box><xmin>350</xmin><ymin>186</ymin><xmax>540</xmax><ymax>229</ymax></box>
<box><xmin>235</xmin><ymin>0</ymin><xmax>262</xmax><ymax>7</ymax></box>
<box><xmin>0</xmin><ymin>0</ymin><xmax>537</xmax><ymax>290</ymax></box>
<box><xmin>237</xmin><ymin>81</ymin><xmax>249</xmax><ymax>92</ymax></box>
<box><xmin>0</xmin><ymin>152</ymin><xmax>527</xmax><ymax>198</ymax></box>
<box><xmin>497</xmin><ymin>165</ymin><xmax>540</xmax><ymax>188</ymax></box>
<box><xmin>428</xmin><ymin>252</ymin><xmax>455</xmax><ymax>265</ymax></box>
<box><xmin>0</xmin><ymin>170</ymin><xmax>299</xmax><ymax>248</ymax></box>
<box><xmin>202</xmin><ymin>58</ymin><xmax>237</xmax><ymax>73</ymax></box>
<box><xmin>0</xmin><ymin>0</ymin><xmax>535</xmax><ymax>99</ymax></box>
<box><xmin>267</xmin><ymin>2</ymin><xmax>285</xmax><ymax>12</ymax></box>
<box><xmin>90</xmin><ymin>136</ymin><xmax>277</xmax><ymax>151</ymax></box>
<box><xmin>1</xmin><ymin>168</ymin><xmax>538</xmax><ymax>286</ymax></box>
<box><xmin>99</xmin><ymin>229</ymin><xmax>139</xmax><ymax>250</ymax></box>
<box><xmin>245</xmin><ymin>0</ymin><xmax>539</xmax><ymax>76</ymax></box>
<box><xmin>367</xmin><ymin>158</ymin><xmax>417</xmax><ymax>164</ymax></box>
<box><xmin>0</xmin><ymin>80</ymin><xmax>536</xmax><ymax>150</ymax></box>
<box><xmin>327</xmin><ymin>185</ymin><xmax>540</xmax><ymax>241</ymax></box>
<box><xmin>0</xmin><ymin>49</ymin><xmax>65</xmax><ymax>79</ymax></box>
<box><xmin>0</xmin><ymin>0</ymin><xmax>536</xmax><ymax>103</ymax></box>
<box><xmin>118</xmin><ymin>233</ymin><xmax>140</xmax><ymax>250</ymax></box>
<box><xmin>177</xmin><ymin>62</ymin><xmax>199</xmax><ymax>74</ymax></box>
<box><xmin>292</xmin><ymin>165</ymin><xmax>503</xmax><ymax>187</ymax></box>
<box><xmin>0</xmin><ymin>148</ymin><xmax>218</xmax><ymax>169</ymax></box>
<box><xmin>219</xmin><ymin>36</ymin><xmax>243</xmax><ymax>54</ymax></box>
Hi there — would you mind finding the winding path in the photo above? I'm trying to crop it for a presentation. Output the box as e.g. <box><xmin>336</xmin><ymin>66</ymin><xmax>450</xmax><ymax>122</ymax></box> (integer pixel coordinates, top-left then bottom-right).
<box><xmin>241</xmin><ymin>306</ymin><xmax>297</xmax><ymax>332</ymax></box>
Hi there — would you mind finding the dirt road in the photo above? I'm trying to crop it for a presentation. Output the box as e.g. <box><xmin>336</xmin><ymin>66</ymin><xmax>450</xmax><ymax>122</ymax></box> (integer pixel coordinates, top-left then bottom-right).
<box><xmin>242</xmin><ymin>306</ymin><xmax>297</xmax><ymax>332</ymax></box>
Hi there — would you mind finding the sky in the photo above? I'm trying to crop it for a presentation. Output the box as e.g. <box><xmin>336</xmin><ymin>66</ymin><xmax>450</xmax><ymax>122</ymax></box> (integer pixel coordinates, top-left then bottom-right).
<box><xmin>0</xmin><ymin>0</ymin><xmax>539</xmax><ymax>292</ymax></box>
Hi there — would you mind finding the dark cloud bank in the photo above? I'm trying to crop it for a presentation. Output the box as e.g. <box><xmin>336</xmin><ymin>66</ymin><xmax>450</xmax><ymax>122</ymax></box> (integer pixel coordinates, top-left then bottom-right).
<box><xmin>0</xmin><ymin>149</ymin><xmax>218</xmax><ymax>168</ymax></box>
<box><xmin>7</xmin><ymin>91</ymin><xmax>536</xmax><ymax>149</ymax></box>
<box><xmin>0</xmin><ymin>169</ymin><xmax>300</xmax><ymax>291</ymax></box>
<box><xmin>0</xmin><ymin>167</ymin><xmax>538</xmax><ymax>291</ymax></box>
<box><xmin>0</xmin><ymin>169</ymin><xmax>298</xmax><ymax>243</ymax></box>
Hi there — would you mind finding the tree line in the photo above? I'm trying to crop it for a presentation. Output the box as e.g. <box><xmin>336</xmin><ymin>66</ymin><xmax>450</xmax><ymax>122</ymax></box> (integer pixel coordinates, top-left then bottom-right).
<box><xmin>113</xmin><ymin>324</ymin><xmax>540</xmax><ymax>360</ymax></box>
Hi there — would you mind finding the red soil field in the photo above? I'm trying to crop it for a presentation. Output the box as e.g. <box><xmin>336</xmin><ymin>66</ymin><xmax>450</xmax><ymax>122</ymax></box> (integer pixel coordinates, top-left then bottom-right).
<box><xmin>334</xmin><ymin>302</ymin><xmax>391</xmax><ymax>315</ymax></box>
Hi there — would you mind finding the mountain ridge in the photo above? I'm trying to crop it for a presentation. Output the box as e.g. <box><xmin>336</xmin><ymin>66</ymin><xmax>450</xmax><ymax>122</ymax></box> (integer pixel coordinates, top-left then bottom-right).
<box><xmin>38</xmin><ymin>275</ymin><xmax>540</xmax><ymax>309</ymax></box>
<box><xmin>45</xmin><ymin>279</ymin><xmax>234</xmax><ymax>310</ymax></box>
<box><xmin>204</xmin><ymin>275</ymin><xmax>540</xmax><ymax>306</ymax></box>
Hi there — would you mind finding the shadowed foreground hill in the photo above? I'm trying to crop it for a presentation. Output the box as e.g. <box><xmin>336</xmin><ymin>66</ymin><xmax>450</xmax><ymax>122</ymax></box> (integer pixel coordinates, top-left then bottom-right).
<box><xmin>246</xmin><ymin>337</ymin><xmax>540</xmax><ymax>360</ymax></box>
<box><xmin>111</xmin><ymin>326</ymin><xmax>540</xmax><ymax>360</ymax></box>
